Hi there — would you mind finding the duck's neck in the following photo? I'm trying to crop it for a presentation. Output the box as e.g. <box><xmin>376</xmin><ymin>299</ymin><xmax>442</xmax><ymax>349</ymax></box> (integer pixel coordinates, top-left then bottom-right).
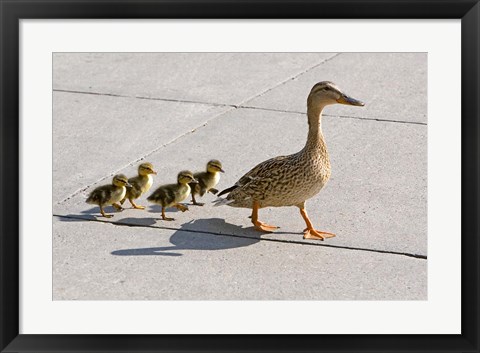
<box><xmin>303</xmin><ymin>103</ymin><xmax>328</xmax><ymax>155</ymax></box>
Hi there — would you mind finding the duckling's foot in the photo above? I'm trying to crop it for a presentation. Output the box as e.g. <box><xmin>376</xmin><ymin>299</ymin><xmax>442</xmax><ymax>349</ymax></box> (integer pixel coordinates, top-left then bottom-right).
<box><xmin>112</xmin><ymin>203</ymin><xmax>123</xmax><ymax>211</ymax></box>
<box><xmin>174</xmin><ymin>204</ymin><xmax>189</xmax><ymax>212</ymax></box>
<box><xmin>303</xmin><ymin>228</ymin><xmax>336</xmax><ymax>240</ymax></box>
<box><xmin>129</xmin><ymin>199</ymin><xmax>145</xmax><ymax>210</ymax></box>
<box><xmin>100</xmin><ymin>206</ymin><xmax>113</xmax><ymax>218</ymax></box>
<box><xmin>191</xmin><ymin>194</ymin><xmax>204</xmax><ymax>206</ymax></box>
<box><xmin>161</xmin><ymin>207</ymin><xmax>174</xmax><ymax>221</ymax></box>
<box><xmin>253</xmin><ymin>220</ymin><xmax>279</xmax><ymax>233</ymax></box>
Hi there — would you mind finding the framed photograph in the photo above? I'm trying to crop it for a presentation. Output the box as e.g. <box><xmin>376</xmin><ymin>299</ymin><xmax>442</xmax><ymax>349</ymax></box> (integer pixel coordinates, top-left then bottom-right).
<box><xmin>1</xmin><ymin>1</ymin><xmax>478</xmax><ymax>352</ymax></box>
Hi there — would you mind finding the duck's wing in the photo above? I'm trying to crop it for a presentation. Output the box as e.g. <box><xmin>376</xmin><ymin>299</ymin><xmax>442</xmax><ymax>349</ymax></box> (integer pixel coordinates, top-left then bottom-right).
<box><xmin>147</xmin><ymin>185</ymin><xmax>176</xmax><ymax>207</ymax></box>
<box><xmin>127</xmin><ymin>176</ymin><xmax>143</xmax><ymax>199</ymax></box>
<box><xmin>217</xmin><ymin>155</ymin><xmax>289</xmax><ymax>197</ymax></box>
<box><xmin>191</xmin><ymin>171</ymin><xmax>208</xmax><ymax>196</ymax></box>
<box><xmin>86</xmin><ymin>185</ymin><xmax>114</xmax><ymax>204</ymax></box>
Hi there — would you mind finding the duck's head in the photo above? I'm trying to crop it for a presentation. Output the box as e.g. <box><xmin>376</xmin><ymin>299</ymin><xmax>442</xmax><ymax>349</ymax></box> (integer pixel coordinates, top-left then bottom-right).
<box><xmin>207</xmin><ymin>159</ymin><xmax>225</xmax><ymax>174</ymax></box>
<box><xmin>112</xmin><ymin>174</ymin><xmax>132</xmax><ymax>188</ymax></box>
<box><xmin>138</xmin><ymin>162</ymin><xmax>157</xmax><ymax>176</ymax></box>
<box><xmin>178</xmin><ymin>170</ymin><xmax>198</xmax><ymax>184</ymax></box>
<box><xmin>308</xmin><ymin>81</ymin><xmax>364</xmax><ymax>108</ymax></box>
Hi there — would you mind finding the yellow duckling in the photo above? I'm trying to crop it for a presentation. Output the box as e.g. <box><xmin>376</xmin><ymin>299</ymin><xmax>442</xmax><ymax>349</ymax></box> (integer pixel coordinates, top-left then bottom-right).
<box><xmin>190</xmin><ymin>159</ymin><xmax>225</xmax><ymax>206</ymax></box>
<box><xmin>147</xmin><ymin>171</ymin><xmax>198</xmax><ymax>221</ymax></box>
<box><xmin>215</xmin><ymin>81</ymin><xmax>364</xmax><ymax>240</ymax></box>
<box><xmin>86</xmin><ymin>174</ymin><xmax>131</xmax><ymax>218</ymax></box>
<box><xmin>120</xmin><ymin>162</ymin><xmax>157</xmax><ymax>209</ymax></box>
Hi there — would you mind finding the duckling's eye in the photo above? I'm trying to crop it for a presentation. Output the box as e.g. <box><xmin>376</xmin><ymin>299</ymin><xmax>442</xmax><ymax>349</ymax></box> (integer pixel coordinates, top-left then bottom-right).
<box><xmin>324</xmin><ymin>87</ymin><xmax>330</xmax><ymax>91</ymax></box>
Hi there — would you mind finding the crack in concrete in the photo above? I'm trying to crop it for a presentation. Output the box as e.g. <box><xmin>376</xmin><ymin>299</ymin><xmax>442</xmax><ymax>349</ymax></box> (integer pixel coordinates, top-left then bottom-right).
<box><xmin>53</xmin><ymin>214</ymin><xmax>427</xmax><ymax>260</ymax></box>
<box><xmin>53</xmin><ymin>54</ymin><xmax>340</xmax><ymax>110</ymax></box>
<box><xmin>54</xmin><ymin>89</ymin><xmax>426</xmax><ymax>127</ymax></box>
<box><xmin>235</xmin><ymin>53</ymin><xmax>342</xmax><ymax>106</ymax></box>
<box><xmin>238</xmin><ymin>105</ymin><xmax>427</xmax><ymax>125</ymax></box>
<box><xmin>54</xmin><ymin>88</ymin><xmax>237</xmax><ymax>109</ymax></box>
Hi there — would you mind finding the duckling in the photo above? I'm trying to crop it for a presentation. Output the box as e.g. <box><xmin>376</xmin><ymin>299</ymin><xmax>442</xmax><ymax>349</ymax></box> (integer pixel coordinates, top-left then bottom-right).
<box><xmin>190</xmin><ymin>159</ymin><xmax>225</xmax><ymax>206</ymax></box>
<box><xmin>86</xmin><ymin>174</ymin><xmax>131</xmax><ymax>218</ymax></box>
<box><xmin>147</xmin><ymin>171</ymin><xmax>198</xmax><ymax>221</ymax></box>
<box><xmin>120</xmin><ymin>162</ymin><xmax>157</xmax><ymax>209</ymax></box>
<box><xmin>214</xmin><ymin>81</ymin><xmax>364</xmax><ymax>240</ymax></box>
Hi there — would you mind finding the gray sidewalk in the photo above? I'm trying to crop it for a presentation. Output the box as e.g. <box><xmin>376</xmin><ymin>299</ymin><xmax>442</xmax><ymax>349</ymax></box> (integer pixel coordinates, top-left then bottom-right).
<box><xmin>53</xmin><ymin>53</ymin><xmax>427</xmax><ymax>300</ymax></box>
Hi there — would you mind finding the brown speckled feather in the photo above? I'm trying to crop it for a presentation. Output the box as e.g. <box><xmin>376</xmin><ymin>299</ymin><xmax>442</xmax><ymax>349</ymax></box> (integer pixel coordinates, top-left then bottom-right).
<box><xmin>190</xmin><ymin>171</ymin><xmax>220</xmax><ymax>196</ymax></box>
<box><xmin>86</xmin><ymin>185</ymin><xmax>125</xmax><ymax>206</ymax></box>
<box><xmin>126</xmin><ymin>175</ymin><xmax>149</xmax><ymax>199</ymax></box>
<box><xmin>224</xmin><ymin>148</ymin><xmax>330</xmax><ymax>208</ymax></box>
<box><xmin>147</xmin><ymin>183</ymin><xmax>190</xmax><ymax>208</ymax></box>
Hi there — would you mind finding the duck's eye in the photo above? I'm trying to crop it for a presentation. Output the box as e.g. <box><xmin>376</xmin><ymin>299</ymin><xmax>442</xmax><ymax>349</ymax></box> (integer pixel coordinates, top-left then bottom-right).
<box><xmin>324</xmin><ymin>87</ymin><xmax>330</xmax><ymax>91</ymax></box>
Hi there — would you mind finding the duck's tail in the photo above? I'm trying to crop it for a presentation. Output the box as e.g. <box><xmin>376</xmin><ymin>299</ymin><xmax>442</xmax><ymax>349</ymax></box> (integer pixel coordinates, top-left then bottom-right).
<box><xmin>217</xmin><ymin>185</ymin><xmax>238</xmax><ymax>197</ymax></box>
<box><xmin>86</xmin><ymin>194</ymin><xmax>98</xmax><ymax>204</ymax></box>
<box><xmin>212</xmin><ymin>197</ymin><xmax>235</xmax><ymax>207</ymax></box>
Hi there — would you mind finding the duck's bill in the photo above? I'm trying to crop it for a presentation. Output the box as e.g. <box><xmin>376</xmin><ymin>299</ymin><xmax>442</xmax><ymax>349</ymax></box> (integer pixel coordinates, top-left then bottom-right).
<box><xmin>125</xmin><ymin>183</ymin><xmax>133</xmax><ymax>188</ymax></box>
<box><xmin>152</xmin><ymin>171</ymin><xmax>158</xmax><ymax>175</ymax></box>
<box><xmin>219</xmin><ymin>168</ymin><xmax>225</xmax><ymax>173</ymax></box>
<box><xmin>191</xmin><ymin>179</ymin><xmax>199</xmax><ymax>184</ymax></box>
<box><xmin>337</xmin><ymin>94</ymin><xmax>365</xmax><ymax>106</ymax></box>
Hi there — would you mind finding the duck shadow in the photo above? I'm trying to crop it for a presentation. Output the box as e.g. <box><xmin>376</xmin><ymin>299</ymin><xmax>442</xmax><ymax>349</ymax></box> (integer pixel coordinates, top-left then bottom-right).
<box><xmin>66</xmin><ymin>204</ymin><xmax>180</xmax><ymax>221</ymax></box>
<box><xmin>111</xmin><ymin>218</ymin><xmax>261</xmax><ymax>257</ymax></box>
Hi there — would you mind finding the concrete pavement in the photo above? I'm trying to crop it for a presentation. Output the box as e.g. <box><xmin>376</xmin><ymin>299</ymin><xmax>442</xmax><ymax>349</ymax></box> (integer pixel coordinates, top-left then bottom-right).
<box><xmin>53</xmin><ymin>53</ymin><xmax>427</xmax><ymax>300</ymax></box>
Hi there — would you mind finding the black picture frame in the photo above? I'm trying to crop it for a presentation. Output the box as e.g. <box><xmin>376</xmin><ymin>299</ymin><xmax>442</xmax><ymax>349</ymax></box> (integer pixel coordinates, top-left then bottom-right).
<box><xmin>1</xmin><ymin>1</ymin><xmax>479</xmax><ymax>352</ymax></box>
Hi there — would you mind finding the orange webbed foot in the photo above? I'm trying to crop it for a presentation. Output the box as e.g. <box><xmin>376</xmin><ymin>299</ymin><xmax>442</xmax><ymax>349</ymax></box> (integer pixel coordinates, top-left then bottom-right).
<box><xmin>253</xmin><ymin>221</ymin><xmax>279</xmax><ymax>233</ymax></box>
<box><xmin>303</xmin><ymin>228</ymin><xmax>336</xmax><ymax>240</ymax></box>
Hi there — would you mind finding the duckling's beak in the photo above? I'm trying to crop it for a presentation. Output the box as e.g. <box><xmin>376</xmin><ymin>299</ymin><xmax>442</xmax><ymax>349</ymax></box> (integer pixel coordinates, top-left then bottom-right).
<box><xmin>219</xmin><ymin>168</ymin><xmax>225</xmax><ymax>173</ymax></box>
<box><xmin>191</xmin><ymin>178</ymin><xmax>199</xmax><ymax>184</ymax></box>
<box><xmin>151</xmin><ymin>170</ymin><xmax>158</xmax><ymax>175</ymax></box>
<box><xmin>337</xmin><ymin>93</ymin><xmax>365</xmax><ymax>106</ymax></box>
<box><xmin>125</xmin><ymin>182</ymin><xmax>132</xmax><ymax>188</ymax></box>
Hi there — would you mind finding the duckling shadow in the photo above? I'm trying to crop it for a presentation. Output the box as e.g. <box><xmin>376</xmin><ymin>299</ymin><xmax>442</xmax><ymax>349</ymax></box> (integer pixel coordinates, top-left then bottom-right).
<box><xmin>58</xmin><ymin>213</ymin><xmax>98</xmax><ymax>222</ymax></box>
<box><xmin>59</xmin><ymin>207</ymin><xmax>127</xmax><ymax>222</ymax></box>
<box><xmin>80</xmin><ymin>206</ymin><xmax>120</xmax><ymax>215</ymax></box>
<box><xmin>111</xmin><ymin>218</ymin><xmax>261</xmax><ymax>257</ymax></box>
<box><xmin>114</xmin><ymin>217</ymin><xmax>157</xmax><ymax>226</ymax></box>
<box><xmin>148</xmin><ymin>205</ymin><xmax>181</xmax><ymax>214</ymax></box>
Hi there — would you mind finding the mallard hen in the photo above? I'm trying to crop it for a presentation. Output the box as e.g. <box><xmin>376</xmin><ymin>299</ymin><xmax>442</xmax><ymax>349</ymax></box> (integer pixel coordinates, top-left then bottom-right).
<box><xmin>214</xmin><ymin>81</ymin><xmax>364</xmax><ymax>240</ymax></box>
